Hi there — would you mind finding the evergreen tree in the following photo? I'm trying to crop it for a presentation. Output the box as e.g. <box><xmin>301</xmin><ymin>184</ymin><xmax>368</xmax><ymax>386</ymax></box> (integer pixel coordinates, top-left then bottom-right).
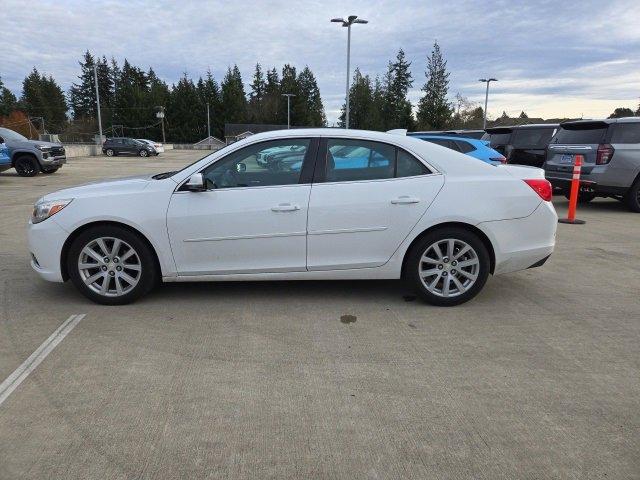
<box><xmin>608</xmin><ymin>107</ymin><xmax>635</xmax><ymax>118</ymax></box>
<box><xmin>297</xmin><ymin>66</ymin><xmax>326</xmax><ymax>126</ymax></box>
<box><xmin>69</xmin><ymin>51</ymin><xmax>97</xmax><ymax>119</ymax></box>
<box><xmin>168</xmin><ymin>74</ymin><xmax>203</xmax><ymax>142</ymax></box>
<box><xmin>382</xmin><ymin>49</ymin><xmax>414</xmax><ymax>130</ymax></box>
<box><xmin>221</xmin><ymin>65</ymin><xmax>247</xmax><ymax>125</ymax></box>
<box><xmin>111</xmin><ymin>59</ymin><xmax>150</xmax><ymax>131</ymax></box>
<box><xmin>248</xmin><ymin>63</ymin><xmax>266</xmax><ymax>123</ymax></box>
<box><xmin>20</xmin><ymin>68</ymin><xmax>67</xmax><ymax>132</ymax></box>
<box><xmin>197</xmin><ymin>69</ymin><xmax>223</xmax><ymax>138</ymax></box>
<box><xmin>0</xmin><ymin>76</ymin><xmax>18</xmax><ymax>117</ymax></box>
<box><xmin>262</xmin><ymin>68</ymin><xmax>280</xmax><ymax>123</ymax></box>
<box><xmin>338</xmin><ymin>68</ymin><xmax>373</xmax><ymax>129</ymax></box>
<box><xmin>416</xmin><ymin>41</ymin><xmax>452</xmax><ymax>130</ymax></box>
<box><xmin>369</xmin><ymin>76</ymin><xmax>386</xmax><ymax>131</ymax></box>
<box><xmin>278</xmin><ymin>64</ymin><xmax>302</xmax><ymax>126</ymax></box>
<box><xmin>518</xmin><ymin>111</ymin><xmax>529</xmax><ymax>119</ymax></box>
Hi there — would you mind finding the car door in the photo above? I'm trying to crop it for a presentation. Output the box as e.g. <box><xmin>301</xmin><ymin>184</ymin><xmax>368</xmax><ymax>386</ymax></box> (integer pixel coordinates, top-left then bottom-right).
<box><xmin>167</xmin><ymin>137</ymin><xmax>317</xmax><ymax>276</ymax></box>
<box><xmin>306</xmin><ymin>137</ymin><xmax>444</xmax><ymax>270</ymax></box>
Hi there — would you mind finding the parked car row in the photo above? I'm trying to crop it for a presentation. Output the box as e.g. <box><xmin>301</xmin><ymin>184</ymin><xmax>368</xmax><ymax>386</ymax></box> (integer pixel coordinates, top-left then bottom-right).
<box><xmin>102</xmin><ymin>137</ymin><xmax>163</xmax><ymax>157</ymax></box>
<box><xmin>412</xmin><ymin>117</ymin><xmax>640</xmax><ymax>212</ymax></box>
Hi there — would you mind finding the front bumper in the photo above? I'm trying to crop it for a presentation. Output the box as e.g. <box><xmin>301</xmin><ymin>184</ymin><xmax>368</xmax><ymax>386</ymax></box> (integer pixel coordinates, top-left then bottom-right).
<box><xmin>28</xmin><ymin>218</ymin><xmax>69</xmax><ymax>282</ymax></box>
<box><xmin>42</xmin><ymin>154</ymin><xmax>67</xmax><ymax>167</ymax></box>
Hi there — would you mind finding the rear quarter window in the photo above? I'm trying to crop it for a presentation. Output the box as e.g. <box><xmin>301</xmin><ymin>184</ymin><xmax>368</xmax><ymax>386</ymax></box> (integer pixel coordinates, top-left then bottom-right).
<box><xmin>610</xmin><ymin>123</ymin><xmax>640</xmax><ymax>144</ymax></box>
<box><xmin>455</xmin><ymin>140</ymin><xmax>475</xmax><ymax>153</ymax></box>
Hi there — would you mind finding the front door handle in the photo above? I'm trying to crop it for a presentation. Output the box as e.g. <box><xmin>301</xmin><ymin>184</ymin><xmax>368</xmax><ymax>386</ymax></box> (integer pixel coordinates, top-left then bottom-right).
<box><xmin>391</xmin><ymin>196</ymin><xmax>420</xmax><ymax>205</ymax></box>
<box><xmin>271</xmin><ymin>203</ymin><xmax>300</xmax><ymax>212</ymax></box>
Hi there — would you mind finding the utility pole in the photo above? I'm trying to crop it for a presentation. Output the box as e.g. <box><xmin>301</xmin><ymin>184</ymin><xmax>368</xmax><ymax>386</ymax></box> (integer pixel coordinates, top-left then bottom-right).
<box><xmin>156</xmin><ymin>106</ymin><xmax>166</xmax><ymax>143</ymax></box>
<box><xmin>479</xmin><ymin>78</ymin><xmax>498</xmax><ymax>129</ymax></box>
<box><xmin>93</xmin><ymin>64</ymin><xmax>103</xmax><ymax>144</ymax></box>
<box><xmin>207</xmin><ymin>103</ymin><xmax>211</xmax><ymax>138</ymax></box>
<box><xmin>331</xmin><ymin>15</ymin><xmax>368</xmax><ymax>129</ymax></box>
<box><xmin>282</xmin><ymin>94</ymin><xmax>295</xmax><ymax>129</ymax></box>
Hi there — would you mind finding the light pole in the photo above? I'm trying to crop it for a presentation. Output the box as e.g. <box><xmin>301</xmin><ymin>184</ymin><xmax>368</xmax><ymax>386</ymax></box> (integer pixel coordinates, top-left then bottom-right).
<box><xmin>479</xmin><ymin>78</ymin><xmax>497</xmax><ymax>129</ymax></box>
<box><xmin>156</xmin><ymin>106</ymin><xmax>166</xmax><ymax>143</ymax></box>
<box><xmin>206</xmin><ymin>103</ymin><xmax>211</xmax><ymax>138</ymax></box>
<box><xmin>93</xmin><ymin>64</ymin><xmax>103</xmax><ymax>144</ymax></box>
<box><xmin>282</xmin><ymin>93</ymin><xmax>295</xmax><ymax>129</ymax></box>
<box><xmin>331</xmin><ymin>15</ymin><xmax>368</xmax><ymax>129</ymax></box>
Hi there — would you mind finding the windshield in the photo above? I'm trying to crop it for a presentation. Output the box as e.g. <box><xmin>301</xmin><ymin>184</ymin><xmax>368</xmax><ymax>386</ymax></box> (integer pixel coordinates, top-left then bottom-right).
<box><xmin>0</xmin><ymin>127</ymin><xmax>28</xmax><ymax>141</ymax></box>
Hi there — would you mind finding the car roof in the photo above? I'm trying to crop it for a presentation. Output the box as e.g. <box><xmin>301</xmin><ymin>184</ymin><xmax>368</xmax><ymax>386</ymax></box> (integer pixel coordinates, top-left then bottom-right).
<box><xmin>485</xmin><ymin>124</ymin><xmax>558</xmax><ymax>134</ymax></box>
<box><xmin>560</xmin><ymin>117</ymin><xmax>640</xmax><ymax>127</ymax></box>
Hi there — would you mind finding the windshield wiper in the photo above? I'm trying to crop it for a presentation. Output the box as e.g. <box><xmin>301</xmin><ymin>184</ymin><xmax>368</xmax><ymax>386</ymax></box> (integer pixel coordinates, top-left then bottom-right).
<box><xmin>152</xmin><ymin>171</ymin><xmax>177</xmax><ymax>180</ymax></box>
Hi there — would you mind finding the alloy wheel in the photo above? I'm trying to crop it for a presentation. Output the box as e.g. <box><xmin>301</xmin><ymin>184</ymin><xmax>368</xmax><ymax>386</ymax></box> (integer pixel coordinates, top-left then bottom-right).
<box><xmin>16</xmin><ymin>159</ymin><xmax>36</xmax><ymax>176</ymax></box>
<box><xmin>78</xmin><ymin>237</ymin><xmax>142</xmax><ymax>297</ymax></box>
<box><xmin>418</xmin><ymin>238</ymin><xmax>480</xmax><ymax>297</ymax></box>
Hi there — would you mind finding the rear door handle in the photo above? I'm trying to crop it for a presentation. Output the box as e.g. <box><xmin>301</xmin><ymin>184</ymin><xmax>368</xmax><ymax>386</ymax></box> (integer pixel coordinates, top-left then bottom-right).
<box><xmin>271</xmin><ymin>203</ymin><xmax>300</xmax><ymax>212</ymax></box>
<box><xmin>391</xmin><ymin>196</ymin><xmax>420</xmax><ymax>205</ymax></box>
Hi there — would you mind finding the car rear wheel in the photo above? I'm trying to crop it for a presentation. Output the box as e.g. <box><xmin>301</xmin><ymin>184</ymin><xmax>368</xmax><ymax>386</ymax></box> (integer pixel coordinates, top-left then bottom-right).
<box><xmin>139</xmin><ymin>149</ymin><xmax>148</xmax><ymax>157</ymax></box>
<box><xmin>625</xmin><ymin>179</ymin><xmax>640</xmax><ymax>213</ymax></box>
<box><xmin>406</xmin><ymin>227</ymin><xmax>490</xmax><ymax>306</ymax></box>
<box><xmin>14</xmin><ymin>156</ymin><xmax>39</xmax><ymax>177</ymax></box>
<box><xmin>67</xmin><ymin>225</ymin><xmax>158</xmax><ymax>305</ymax></box>
<box><xmin>105</xmin><ymin>149</ymin><xmax>115</xmax><ymax>157</ymax></box>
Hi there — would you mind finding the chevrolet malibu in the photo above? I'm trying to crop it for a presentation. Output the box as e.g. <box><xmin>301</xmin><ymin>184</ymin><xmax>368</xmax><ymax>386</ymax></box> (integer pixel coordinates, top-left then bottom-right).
<box><xmin>28</xmin><ymin>129</ymin><xmax>557</xmax><ymax>306</ymax></box>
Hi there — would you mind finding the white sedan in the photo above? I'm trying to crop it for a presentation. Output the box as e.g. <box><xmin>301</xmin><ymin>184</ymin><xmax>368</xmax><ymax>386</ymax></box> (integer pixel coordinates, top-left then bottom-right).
<box><xmin>136</xmin><ymin>139</ymin><xmax>164</xmax><ymax>153</ymax></box>
<box><xmin>28</xmin><ymin>129</ymin><xmax>557</xmax><ymax>306</ymax></box>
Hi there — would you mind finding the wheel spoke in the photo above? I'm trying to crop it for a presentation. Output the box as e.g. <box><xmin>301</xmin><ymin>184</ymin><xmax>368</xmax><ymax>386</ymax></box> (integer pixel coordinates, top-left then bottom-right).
<box><xmin>453</xmin><ymin>245</ymin><xmax>471</xmax><ymax>260</ymax></box>
<box><xmin>82</xmin><ymin>247</ymin><xmax>104</xmax><ymax>263</ymax></box>
<box><xmin>119</xmin><ymin>271</ymin><xmax>138</xmax><ymax>286</ymax></box>
<box><xmin>115</xmin><ymin>277</ymin><xmax>124</xmax><ymax>296</ymax></box>
<box><xmin>123</xmin><ymin>263</ymin><xmax>141</xmax><ymax>271</ymax></box>
<box><xmin>432</xmin><ymin>243</ymin><xmax>444</xmax><ymax>261</ymax></box>
<box><xmin>427</xmin><ymin>273</ymin><xmax>442</xmax><ymax>289</ymax></box>
<box><xmin>442</xmin><ymin>277</ymin><xmax>451</xmax><ymax>296</ymax></box>
<box><xmin>447</xmin><ymin>239</ymin><xmax>455</xmax><ymax>258</ymax></box>
<box><xmin>458</xmin><ymin>269</ymin><xmax>477</xmax><ymax>281</ymax></box>
<box><xmin>96</xmin><ymin>238</ymin><xmax>109</xmax><ymax>257</ymax></box>
<box><xmin>451</xmin><ymin>275</ymin><xmax>466</xmax><ymax>293</ymax></box>
<box><xmin>120</xmin><ymin>249</ymin><xmax>135</xmax><ymax>261</ymax></box>
<box><xmin>421</xmin><ymin>268</ymin><xmax>440</xmax><ymax>277</ymax></box>
<box><xmin>457</xmin><ymin>259</ymin><xmax>478</xmax><ymax>268</ymax></box>
<box><xmin>100</xmin><ymin>276</ymin><xmax>110</xmax><ymax>294</ymax></box>
<box><xmin>420</xmin><ymin>254</ymin><xmax>439</xmax><ymax>265</ymax></box>
<box><xmin>111</xmin><ymin>239</ymin><xmax>122</xmax><ymax>257</ymax></box>
<box><xmin>78</xmin><ymin>262</ymin><xmax>99</xmax><ymax>270</ymax></box>
<box><xmin>84</xmin><ymin>271</ymin><xmax>105</xmax><ymax>285</ymax></box>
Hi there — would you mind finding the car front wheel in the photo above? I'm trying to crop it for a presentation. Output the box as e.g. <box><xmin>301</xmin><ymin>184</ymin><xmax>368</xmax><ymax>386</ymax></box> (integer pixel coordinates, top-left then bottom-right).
<box><xmin>139</xmin><ymin>149</ymin><xmax>149</xmax><ymax>157</ymax></box>
<box><xmin>67</xmin><ymin>225</ymin><xmax>158</xmax><ymax>305</ymax></box>
<box><xmin>105</xmin><ymin>149</ymin><xmax>115</xmax><ymax>157</ymax></box>
<box><xmin>406</xmin><ymin>227</ymin><xmax>490</xmax><ymax>306</ymax></box>
<box><xmin>14</xmin><ymin>156</ymin><xmax>39</xmax><ymax>177</ymax></box>
<box><xmin>625</xmin><ymin>179</ymin><xmax>640</xmax><ymax>213</ymax></box>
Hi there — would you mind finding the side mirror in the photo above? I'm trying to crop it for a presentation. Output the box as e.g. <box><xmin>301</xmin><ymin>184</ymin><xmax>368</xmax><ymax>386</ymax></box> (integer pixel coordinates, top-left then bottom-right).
<box><xmin>236</xmin><ymin>162</ymin><xmax>247</xmax><ymax>173</ymax></box>
<box><xmin>185</xmin><ymin>173</ymin><xmax>206</xmax><ymax>192</ymax></box>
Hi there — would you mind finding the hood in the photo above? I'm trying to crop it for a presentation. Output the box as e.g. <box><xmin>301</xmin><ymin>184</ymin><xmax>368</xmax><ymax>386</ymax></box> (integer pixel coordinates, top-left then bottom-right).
<box><xmin>7</xmin><ymin>138</ymin><xmax>63</xmax><ymax>149</ymax></box>
<box><xmin>42</xmin><ymin>174</ymin><xmax>154</xmax><ymax>201</ymax></box>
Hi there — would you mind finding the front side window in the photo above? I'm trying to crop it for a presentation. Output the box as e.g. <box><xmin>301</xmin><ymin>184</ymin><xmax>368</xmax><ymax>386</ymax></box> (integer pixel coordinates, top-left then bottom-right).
<box><xmin>202</xmin><ymin>138</ymin><xmax>310</xmax><ymax>189</ymax></box>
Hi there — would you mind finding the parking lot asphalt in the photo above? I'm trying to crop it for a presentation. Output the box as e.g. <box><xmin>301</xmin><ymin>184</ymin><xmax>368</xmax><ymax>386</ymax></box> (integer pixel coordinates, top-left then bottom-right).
<box><xmin>0</xmin><ymin>150</ymin><xmax>639</xmax><ymax>479</ymax></box>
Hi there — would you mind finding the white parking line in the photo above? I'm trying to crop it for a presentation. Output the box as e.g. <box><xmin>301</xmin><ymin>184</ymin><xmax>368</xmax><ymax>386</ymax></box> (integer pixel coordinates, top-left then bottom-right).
<box><xmin>0</xmin><ymin>314</ymin><xmax>86</xmax><ymax>407</ymax></box>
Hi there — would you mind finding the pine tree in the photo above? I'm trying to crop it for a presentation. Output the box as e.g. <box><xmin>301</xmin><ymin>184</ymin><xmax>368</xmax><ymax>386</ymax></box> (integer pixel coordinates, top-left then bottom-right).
<box><xmin>168</xmin><ymin>74</ymin><xmax>203</xmax><ymax>142</ymax></box>
<box><xmin>0</xmin><ymin>76</ymin><xmax>18</xmax><ymax>117</ymax></box>
<box><xmin>69</xmin><ymin>51</ymin><xmax>97</xmax><ymax>119</ymax></box>
<box><xmin>382</xmin><ymin>49</ymin><xmax>414</xmax><ymax>130</ymax></box>
<box><xmin>338</xmin><ymin>68</ymin><xmax>373</xmax><ymax>129</ymax></box>
<box><xmin>262</xmin><ymin>68</ymin><xmax>280</xmax><ymax>124</ymax></box>
<box><xmin>518</xmin><ymin>111</ymin><xmax>528</xmax><ymax>119</ymax></box>
<box><xmin>20</xmin><ymin>68</ymin><xmax>67</xmax><ymax>133</ymax></box>
<box><xmin>221</xmin><ymin>65</ymin><xmax>247</xmax><ymax>125</ymax></box>
<box><xmin>248</xmin><ymin>63</ymin><xmax>266</xmax><ymax>123</ymax></box>
<box><xmin>197</xmin><ymin>70</ymin><xmax>222</xmax><ymax>138</ymax></box>
<box><xmin>297</xmin><ymin>66</ymin><xmax>326</xmax><ymax>127</ymax></box>
<box><xmin>416</xmin><ymin>41</ymin><xmax>452</xmax><ymax>130</ymax></box>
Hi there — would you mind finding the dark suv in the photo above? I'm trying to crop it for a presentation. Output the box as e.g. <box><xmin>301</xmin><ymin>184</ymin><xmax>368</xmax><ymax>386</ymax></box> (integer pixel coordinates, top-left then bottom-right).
<box><xmin>544</xmin><ymin>117</ymin><xmax>640</xmax><ymax>211</ymax></box>
<box><xmin>483</xmin><ymin>124</ymin><xmax>558</xmax><ymax>167</ymax></box>
<box><xmin>102</xmin><ymin>138</ymin><xmax>157</xmax><ymax>157</ymax></box>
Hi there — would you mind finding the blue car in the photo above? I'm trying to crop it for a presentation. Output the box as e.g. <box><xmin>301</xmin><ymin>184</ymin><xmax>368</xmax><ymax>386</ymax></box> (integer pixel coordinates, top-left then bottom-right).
<box><xmin>0</xmin><ymin>141</ymin><xmax>10</xmax><ymax>172</ymax></box>
<box><xmin>407</xmin><ymin>133</ymin><xmax>506</xmax><ymax>165</ymax></box>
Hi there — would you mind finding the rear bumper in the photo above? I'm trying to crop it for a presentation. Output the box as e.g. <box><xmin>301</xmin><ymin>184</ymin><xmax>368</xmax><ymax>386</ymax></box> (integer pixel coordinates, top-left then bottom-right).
<box><xmin>478</xmin><ymin>201</ymin><xmax>557</xmax><ymax>275</ymax></box>
<box><xmin>545</xmin><ymin>174</ymin><xmax>627</xmax><ymax>196</ymax></box>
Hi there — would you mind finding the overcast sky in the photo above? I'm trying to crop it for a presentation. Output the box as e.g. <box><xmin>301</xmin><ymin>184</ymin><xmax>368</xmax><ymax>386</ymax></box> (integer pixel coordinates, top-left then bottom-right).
<box><xmin>2</xmin><ymin>0</ymin><xmax>639</xmax><ymax>124</ymax></box>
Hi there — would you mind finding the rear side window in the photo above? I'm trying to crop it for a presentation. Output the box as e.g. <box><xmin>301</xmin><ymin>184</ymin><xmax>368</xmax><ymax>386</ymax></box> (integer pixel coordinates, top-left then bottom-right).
<box><xmin>455</xmin><ymin>140</ymin><xmax>475</xmax><ymax>153</ymax></box>
<box><xmin>552</xmin><ymin>125</ymin><xmax>607</xmax><ymax>144</ymax></box>
<box><xmin>610</xmin><ymin>124</ymin><xmax>640</xmax><ymax>144</ymax></box>
<box><xmin>423</xmin><ymin>138</ymin><xmax>459</xmax><ymax>151</ymax></box>
<box><xmin>325</xmin><ymin>139</ymin><xmax>430</xmax><ymax>182</ymax></box>
<box><xmin>512</xmin><ymin>128</ymin><xmax>555</xmax><ymax>148</ymax></box>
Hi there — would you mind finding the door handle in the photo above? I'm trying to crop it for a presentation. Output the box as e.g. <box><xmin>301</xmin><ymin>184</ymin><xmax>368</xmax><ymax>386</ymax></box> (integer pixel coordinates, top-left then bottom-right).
<box><xmin>391</xmin><ymin>196</ymin><xmax>420</xmax><ymax>205</ymax></box>
<box><xmin>271</xmin><ymin>203</ymin><xmax>300</xmax><ymax>212</ymax></box>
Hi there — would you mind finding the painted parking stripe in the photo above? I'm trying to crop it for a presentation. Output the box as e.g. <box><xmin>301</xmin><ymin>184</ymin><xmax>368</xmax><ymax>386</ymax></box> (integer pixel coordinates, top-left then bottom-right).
<box><xmin>0</xmin><ymin>314</ymin><xmax>86</xmax><ymax>407</ymax></box>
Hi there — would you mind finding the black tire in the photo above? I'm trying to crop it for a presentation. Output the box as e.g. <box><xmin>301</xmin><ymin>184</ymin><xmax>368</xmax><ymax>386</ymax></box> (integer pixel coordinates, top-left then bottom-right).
<box><xmin>14</xmin><ymin>155</ymin><xmax>39</xmax><ymax>177</ymax></box>
<box><xmin>625</xmin><ymin>179</ymin><xmax>640</xmax><ymax>213</ymax></box>
<box><xmin>67</xmin><ymin>225</ymin><xmax>158</xmax><ymax>305</ymax></box>
<box><xmin>564</xmin><ymin>191</ymin><xmax>596</xmax><ymax>203</ymax></box>
<box><xmin>41</xmin><ymin>167</ymin><xmax>59</xmax><ymax>174</ymax></box>
<box><xmin>405</xmin><ymin>227</ymin><xmax>490</xmax><ymax>306</ymax></box>
<box><xmin>105</xmin><ymin>149</ymin><xmax>115</xmax><ymax>157</ymax></box>
<box><xmin>139</xmin><ymin>149</ymin><xmax>149</xmax><ymax>157</ymax></box>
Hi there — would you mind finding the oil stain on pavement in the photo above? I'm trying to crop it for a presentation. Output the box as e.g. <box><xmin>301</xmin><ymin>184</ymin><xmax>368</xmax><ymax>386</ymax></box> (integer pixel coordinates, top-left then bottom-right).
<box><xmin>340</xmin><ymin>315</ymin><xmax>357</xmax><ymax>324</ymax></box>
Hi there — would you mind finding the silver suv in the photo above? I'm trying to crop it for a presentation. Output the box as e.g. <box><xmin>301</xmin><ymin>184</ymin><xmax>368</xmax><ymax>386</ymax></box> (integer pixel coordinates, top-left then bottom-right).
<box><xmin>544</xmin><ymin>117</ymin><xmax>640</xmax><ymax>212</ymax></box>
<box><xmin>0</xmin><ymin>127</ymin><xmax>66</xmax><ymax>177</ymax></box>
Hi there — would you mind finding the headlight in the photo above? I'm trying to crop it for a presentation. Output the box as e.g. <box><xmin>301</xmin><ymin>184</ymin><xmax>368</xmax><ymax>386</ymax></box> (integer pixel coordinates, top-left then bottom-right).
<box><xmin>36</xmin><ymin>145</ymin><xmax>51</xmax><ymax>151</ymax></box>
<box><xmin>31</xmin><ymin>199</ymin><xmax>73</xmax><ymax>224</ymax></box>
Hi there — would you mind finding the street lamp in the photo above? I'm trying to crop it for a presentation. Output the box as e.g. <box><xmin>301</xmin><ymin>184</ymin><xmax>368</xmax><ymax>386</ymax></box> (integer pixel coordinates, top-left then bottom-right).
<box><xmin>331</xmin><ymin>15</ymin><xmax>368</xmax><ymax>129</ymax></box>
<box><xmin>281</xmin><ymin>93</ymin><xmax>295</xmax><ymax>129</ymax></box>
<box><xmin>478</xmin><ymin>78</ymin><xmax>498</xmax><ymax>129</ymax></box>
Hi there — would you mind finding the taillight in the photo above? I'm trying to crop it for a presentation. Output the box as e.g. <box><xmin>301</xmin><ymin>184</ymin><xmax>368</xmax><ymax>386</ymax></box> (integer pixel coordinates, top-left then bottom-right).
<box><xmin>523</xmin><ymin>179</ymin><xmax>552</xmax><ymax>202</ymax></box>
<box><xmin>596</xmin><ymin>143</ymin><xmax>614</xmax><ymax>164</ymax></box>
<box><xmin>491</xmin><ymin>156</ymin><xmax>507</xmax><ymax>164</ymax></box>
